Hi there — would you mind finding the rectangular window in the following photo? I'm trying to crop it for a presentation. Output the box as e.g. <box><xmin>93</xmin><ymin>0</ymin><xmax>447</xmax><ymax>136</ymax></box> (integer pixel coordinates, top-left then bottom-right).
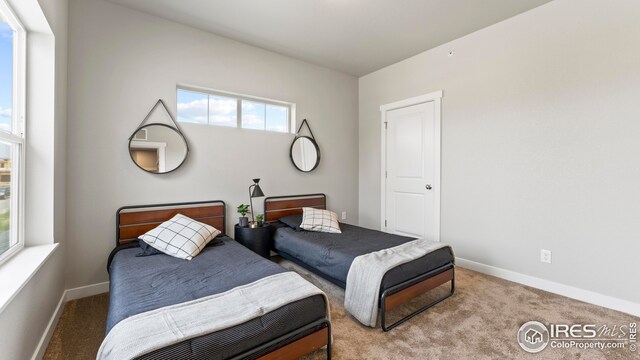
<box><xmin>209</xmin><ymin>94</ymin><xmax>237</xmax><ymax>128</ymax></box>
<box><xmin>241</xmin><ymin>100</ymin><xmax>265</xmax><ymax>130</ymax></box>
<box><xmin>266</xmin><ymin>104</ymin><xmax>289</xmax><ymax>132</ymax></box>
<box><xmin>0</xmin><ymin>0</ymin><xmax>25</xmax><ymax>263</ymax></box>
<box><xmin>177</xmin><ymin>87</ymin><xmax>293</xmax><ymax>133</ymax></box>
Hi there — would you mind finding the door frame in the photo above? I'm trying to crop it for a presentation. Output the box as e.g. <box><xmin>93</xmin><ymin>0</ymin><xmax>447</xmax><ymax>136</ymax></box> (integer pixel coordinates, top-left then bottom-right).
<box><xmin>130</xmin><ymin>140</ymin><xmax>167</xmax><ymax>173</ymax></box>
<box><xmin>379</xmin><ymin>90</ymin><xmax>443</xmax><ymax>241</ymax></box>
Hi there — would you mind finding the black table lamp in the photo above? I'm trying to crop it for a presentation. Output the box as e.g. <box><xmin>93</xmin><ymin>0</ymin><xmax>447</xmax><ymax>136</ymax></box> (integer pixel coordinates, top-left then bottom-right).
<box><xmin>249</xmin><ymin>178</ymin><xmax>265</xmax><ymax>223</ymax></box>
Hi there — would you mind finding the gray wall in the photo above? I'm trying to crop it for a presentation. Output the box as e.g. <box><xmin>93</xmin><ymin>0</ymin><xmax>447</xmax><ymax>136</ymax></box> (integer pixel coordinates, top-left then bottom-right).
<box><xmin>359</xmin><ymin>0</ymin><xmax>640</xmax><ymax>303</ymax></box>
<box><xmin>67</xmin><ymin>0</ymin><xmax>359</xmax><ymax>288</ymax></box>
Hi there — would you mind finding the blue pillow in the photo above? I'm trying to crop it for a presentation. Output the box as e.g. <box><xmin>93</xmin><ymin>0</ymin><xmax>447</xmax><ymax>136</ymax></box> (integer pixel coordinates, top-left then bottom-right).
<box><xmin>136</xmin><ymin>239</ymin><xmax>163</xmax><ymax>257</ymax></box>
<box><xmin>279</xmin><ymin>215</ymin><xmax>303</xmax><ymax>231</ymax></box>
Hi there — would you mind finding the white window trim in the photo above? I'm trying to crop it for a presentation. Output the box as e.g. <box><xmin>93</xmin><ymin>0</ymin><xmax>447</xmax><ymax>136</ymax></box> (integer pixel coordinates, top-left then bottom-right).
<box><xmin>177</xmin><ymin>84</ymin><xmax>296</xmax><ymax>133</ymax></box>
<box><xmin>0</xmin><ymin>0</ymin><xmax>26</xmax><ymax>266</ymax></box>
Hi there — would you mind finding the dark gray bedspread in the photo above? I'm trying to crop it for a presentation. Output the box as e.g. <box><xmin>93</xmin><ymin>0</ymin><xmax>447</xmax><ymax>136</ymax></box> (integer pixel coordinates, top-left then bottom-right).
<box><xmin>273</xmin><ymin>223</ymin><xmax>454</xmax><ymax>291</ymax></box>
<box><xmin>107</xmin><ymin>236</ymin><xmax>326</xmax><ymax>359</ymax></box>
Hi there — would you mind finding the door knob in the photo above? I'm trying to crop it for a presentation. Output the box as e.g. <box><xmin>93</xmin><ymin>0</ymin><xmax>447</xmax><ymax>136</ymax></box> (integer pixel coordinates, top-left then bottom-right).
<box><xmin>425</xmin><ymin>184</ymin><xmax>432</xmax><ymax>190</ymax></box>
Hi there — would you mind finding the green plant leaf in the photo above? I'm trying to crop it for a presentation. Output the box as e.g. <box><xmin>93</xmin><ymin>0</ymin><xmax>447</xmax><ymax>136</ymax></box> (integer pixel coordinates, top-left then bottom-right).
<box><xmin>237</xmin><ymin>204</ymin><xmax>250</xmax><ymax>216</ymax></box>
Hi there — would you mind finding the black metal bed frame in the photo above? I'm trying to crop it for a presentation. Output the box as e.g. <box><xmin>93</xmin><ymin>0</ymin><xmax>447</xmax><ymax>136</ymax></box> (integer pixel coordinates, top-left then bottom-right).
<box><xmin>380</xmin><ymin>264</ymin><xmax>455</xmax><ymax>331</ymax></box>
<box><xmin>264</xmin><ymin>193</ymin><xmax>456</xmax><ymax>332</ymax></box>
<box><xmin>113</xmin><ymin>200</ymin><xmax>332</xmax><ymax>359</ymax></box>
<box><xmin>231</xmin><ymin>319</ymin><xmax>332</xmax><ymax>360</ymax></box>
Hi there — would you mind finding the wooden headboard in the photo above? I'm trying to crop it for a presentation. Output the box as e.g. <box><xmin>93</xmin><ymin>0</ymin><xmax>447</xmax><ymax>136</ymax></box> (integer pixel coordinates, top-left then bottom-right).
<box><xmin>263</xmin><ymin>194</ymin><xmax>326</xmax><ymax>222</ymax></box>
<box><xmin>116</xmin><ymin>200</ymin><xmax>226</xmax><ymax>246</ymax></box>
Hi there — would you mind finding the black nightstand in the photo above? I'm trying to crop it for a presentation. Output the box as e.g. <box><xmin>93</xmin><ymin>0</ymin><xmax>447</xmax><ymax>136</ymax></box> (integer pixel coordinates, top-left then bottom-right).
<box><xmin>234</xmin><ymin>224</ymin><xmax>272</xmax><ymax>259</ymax></box>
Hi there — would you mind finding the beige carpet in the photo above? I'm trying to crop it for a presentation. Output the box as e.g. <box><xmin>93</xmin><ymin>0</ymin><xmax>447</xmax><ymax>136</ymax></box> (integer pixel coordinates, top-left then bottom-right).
<box><xmin>44</xmin><ymin>260</ymin><xmax>638</xmax><ymax>360</ymax></box>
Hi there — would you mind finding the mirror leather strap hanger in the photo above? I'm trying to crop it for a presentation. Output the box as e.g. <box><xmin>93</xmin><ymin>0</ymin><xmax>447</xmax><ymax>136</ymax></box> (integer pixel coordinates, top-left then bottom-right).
<box><xmin>129</xmin><ymin>99</ymin><xmax>189</xmax><ymax>154</ymax></box>
<box><xmin>294</xmin><ymin>119</ymin><xmax>316</xmax><ymax>142</ymax></box>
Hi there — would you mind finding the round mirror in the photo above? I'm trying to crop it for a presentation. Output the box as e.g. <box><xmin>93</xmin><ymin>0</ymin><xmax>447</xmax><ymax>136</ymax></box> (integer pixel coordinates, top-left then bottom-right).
<box><xmin>129</xmin><ymin>124</ymin><xmax>188</xmax><ymax>174</ymax></box>
<box><xmin>290</xmin><ymin>136</ymin><xmax>320</xmax><ymax>172</ymax></box>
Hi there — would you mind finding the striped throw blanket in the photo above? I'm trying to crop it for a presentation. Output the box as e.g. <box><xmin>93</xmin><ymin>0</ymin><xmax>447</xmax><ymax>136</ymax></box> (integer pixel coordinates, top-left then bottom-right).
<box><xmin>98</xmin><ymin>272</ymin><xmax>329</xmax><ymax>360</ymax></box>
<box><xmin>344</xmin><ymin>238</ymin><xmax>447</xmax><ymax>327</ymax></box>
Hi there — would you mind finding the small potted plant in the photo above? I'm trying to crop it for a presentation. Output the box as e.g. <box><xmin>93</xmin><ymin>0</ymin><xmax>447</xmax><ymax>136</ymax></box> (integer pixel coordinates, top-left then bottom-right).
<box><xmin>256</xmin><ymin>214</ymin><xmax>264</xmax><ymax>227</ymax></box>
<box><xmin>237</xmin><ymin>204</ymin><xmax>250</xmax><ymax>227</ymax></box>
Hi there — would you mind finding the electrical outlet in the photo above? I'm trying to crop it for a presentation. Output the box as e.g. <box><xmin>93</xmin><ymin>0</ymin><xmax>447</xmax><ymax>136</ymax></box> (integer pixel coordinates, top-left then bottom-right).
<box><xmin>540</xmin><ymin>249</ymin><xmax>552</xmax><ymax>264</ymax></box>
<box><xmin>341</xmin><ymin>211</ymin><xmax>347</xmax><ymax>220</ymax></box>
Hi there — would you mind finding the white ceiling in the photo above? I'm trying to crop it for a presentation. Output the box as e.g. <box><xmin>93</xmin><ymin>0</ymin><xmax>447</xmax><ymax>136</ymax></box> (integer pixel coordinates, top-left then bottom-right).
<box><xmin>106</xmin><ymin>0</ymin><xmax>552</xmax><ymax>76</ymax></box>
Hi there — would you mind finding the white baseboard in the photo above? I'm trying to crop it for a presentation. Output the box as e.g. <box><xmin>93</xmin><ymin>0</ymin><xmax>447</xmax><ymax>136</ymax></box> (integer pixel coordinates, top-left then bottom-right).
<box><xmin>456</xmin><ymin>257</ymin><xmax>640</xmax><ymax>317</ymax></box>
<box><xmin>64</xmin><ymin>281</ymin><xmax>109</xmax><ymax>302</ymax></box>
<box><xmin>31</xmin><ymin>293</ymin><xmax>65</xmax><ymax>360</ymax></box>
<box><xmin>32</xmin><ymin>282</ymin><xmax>109</xmax><ymax>360</ymax></box>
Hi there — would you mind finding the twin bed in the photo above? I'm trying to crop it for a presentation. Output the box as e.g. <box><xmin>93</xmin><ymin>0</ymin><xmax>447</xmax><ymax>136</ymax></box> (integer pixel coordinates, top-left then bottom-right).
<box><xmin>103</xmin><ymin>195</ymin><xmax>455</xmax><ymax>359</ymax></box>
<box><xmin>104</xmin><ymin>201</ymin><xmax>331</xmax><ymax>360</ymax></box>
<box><xmin>264</xmin><ymin>194</ymin><xmax>455</xmax><ymax>331</ymax></box>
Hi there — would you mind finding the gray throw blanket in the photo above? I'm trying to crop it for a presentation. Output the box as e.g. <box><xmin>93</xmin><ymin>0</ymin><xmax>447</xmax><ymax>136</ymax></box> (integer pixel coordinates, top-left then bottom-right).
<box><xmin>98</xmin><ymin>272</ymin><xmax>329</xmax><ymax>360</ymax></box>
<box><xmin>344</xmin><ymin>238</ymin><xmax>447</xmax><ymax>327</ymax></box>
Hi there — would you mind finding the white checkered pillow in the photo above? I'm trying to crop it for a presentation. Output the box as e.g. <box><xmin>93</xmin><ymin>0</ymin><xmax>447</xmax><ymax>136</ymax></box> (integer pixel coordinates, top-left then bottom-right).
<box><xmin>300</xmin><ymin>207</ymin><xmax>342</xmax><ymax>234</ymax></box>
<box><xmin>139</xmin><ymin>214</ymin><xmax>221</xmax><ymax>260</ymax></box>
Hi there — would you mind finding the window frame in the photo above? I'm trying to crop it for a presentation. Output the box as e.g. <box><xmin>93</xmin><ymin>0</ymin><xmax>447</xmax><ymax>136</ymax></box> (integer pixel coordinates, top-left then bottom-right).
<box><xmin>0</xmin><ymin>0</ymin><xmax>26</xmax><ymax>265</ymax></box>
<box><xmin>177</xmin><ymin>85</ymin><xmax>295</xmax><ymax>133</ymax></box>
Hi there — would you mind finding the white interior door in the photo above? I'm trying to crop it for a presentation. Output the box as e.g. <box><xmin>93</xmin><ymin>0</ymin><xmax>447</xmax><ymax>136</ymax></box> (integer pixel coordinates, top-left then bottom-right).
<box><xmin>382</xmin><ymin>97</ymin><xmax>439</xmax><ymax>240</ymax></box>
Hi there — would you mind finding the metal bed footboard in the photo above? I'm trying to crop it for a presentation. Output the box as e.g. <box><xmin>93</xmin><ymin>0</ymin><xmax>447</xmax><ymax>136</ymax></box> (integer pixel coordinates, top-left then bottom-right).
<box><xmin>380</xmin><ymin>263</ymin><xmax>455</xmax><ymax>331</ymax></box>
<box><xmin>278</xmin><ymin>248</ymin><xmax>455</xmax><ymax>332</ymax></box>
<box><xmin>230</xmin><ymin>318</ymin><xmax>332</xmax><ymax>360</ymax></box>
